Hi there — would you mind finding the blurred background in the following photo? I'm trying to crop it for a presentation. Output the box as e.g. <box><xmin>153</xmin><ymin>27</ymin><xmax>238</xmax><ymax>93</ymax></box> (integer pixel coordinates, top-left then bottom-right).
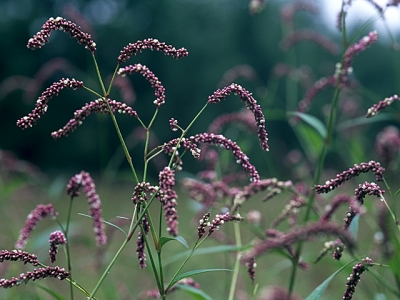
<box><xmin>1</xmin><ymin>0</ymin><xmax>400</xmax><ymax>299</ymax></box>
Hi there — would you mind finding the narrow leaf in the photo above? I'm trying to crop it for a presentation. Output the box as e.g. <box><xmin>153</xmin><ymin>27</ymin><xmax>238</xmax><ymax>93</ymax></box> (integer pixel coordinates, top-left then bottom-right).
<box><xmin>170</xmin><ymin>269</ymin><xmax>232</xmax><ymax>289</ymax></box>
<box><xmin>78</xmin><ymin>213</ymin><xmax>127</xmax><ymax>237</ymax></box>
<box><xmin>394</xmin><ymin>189</ymin><xmax>400</xmax><ymax>196</ymax></box>
<box><xmin>164</xmin><ymin>245</ymin><xmax>248</xmax><ymax>266</ymax></box>
<box><xmin>160</xmin><ymin>236</ymin><xmax>188</xmax><ymax>249</ymax></box>
<box><xmin>175</xmin><ymin>284</ymin><xmax>213</xmax><ymax>300</ymax></box>
<box><xmin>35</xmin><ymin>284</ymin><xmax>67</xmax><ymax>300</ymax></box>
<box><xmin>288</xmin><ymin>111</ymin><xmax>327</xmax><ymax>138</ymax></box>
<box><xmin>305</xmin><ymin>259</ymin><xmax>357</xmax><ymax>300</ymax></box>
<box><xmin>336</xmin><ymin>114</ymin><xmax>392</xmax><ymax>132</ymax></box>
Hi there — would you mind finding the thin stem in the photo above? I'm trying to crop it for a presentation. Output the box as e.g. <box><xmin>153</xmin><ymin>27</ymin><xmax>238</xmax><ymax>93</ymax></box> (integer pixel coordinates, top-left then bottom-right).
<box><xmin>92</xmin><ymin>54</ymin><xmax>107</xmax><ymax>96</ymax></box>
<box><xmin>107</xmin><ymin>65</ymin><xmax>120</xmax><ymax>96</ymax></box>
<box><xmin>228</xmin><ymin>221</ymin><xmax>242</xmax><ymax>300</ymax></box>
<box><xmin>65</xmin><ymin>197</ymin><xmax>74</xmax><ymax>300</ymax></box>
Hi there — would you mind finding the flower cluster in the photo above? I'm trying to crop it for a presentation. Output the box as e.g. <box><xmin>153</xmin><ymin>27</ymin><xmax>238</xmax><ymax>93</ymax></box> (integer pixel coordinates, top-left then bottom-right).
<box><xmin>27</xmin><ymin>17</ymin><xmax>96</xmax><ymax>52</ymax></box>
<box><xmin>207</xmin><ymin>83</ymin><xmax>269</xmax><ymax>151</ymax></box>
<box><xmin>320</xmin><ymin>194</ymin><xmax>354</xmax><ymax>223</ymax></box>
<box><xmin>232</xmin><ymin>178</ymin><xmax>293</xmax><ymax>213</ymax></box>
<box><xmin>344</xmin><ymin>182</ymin><xmax>384</xmax><ymax>229</ymax></box>
<box><xmin>131</xmin><ymin>182</ymin><xmax>161</xmax><ymax>204</ymax></box>
<box><xmin>117</xmin><ymin>64</ymin><xmax>166</xmax><ymax>107</ymax></box>
<box><xmin>366</xmin><ymin>94</ymin><xmax>399</xmax><ymax>118</ymax></box>
<box><xmin>314</xmin><ymin>161</ymin><xmax>385</xmax><ymax>193</ymax></box>
<box><xmin>137</xmin><ymin>213</ymin><xmax>150</xmax><ymax>269</ymax></box>
<box><xmin>117</xmin><ymin>38</ymin><xmax>189</xmax><ymax>63</ymax></box>
<box><xmin>0</xmin><ymin>250</ymin><xmax>38</xmax><ymax>266</ymax></box>
<box><xmin>245</xmin><ymin>256</ymin><xmax>256</xmax><ymax>282</ymax></box>
<box><xmin>280</xmin><ymin>1</ymin><xmax>318</xmax><ymax>23</ymax></box>
<box><xmin>336</xmin><ymin>31</ymin><xmax>379</xmax><ymax>86</ymax></box>
<box><xmin>17</xmin><ymin>78</ymin><xmax>84</xmax><ymax>129</ymax></box>
<box><xmin>208</xmin><ymin>212</ymin><xmax>243</xmax><ymax>235</ymax></box>
<box><xmin>51</xmin><ymin>98</ymin><xmax>138</xmax><ymax>139</ymax></box>
<box><xmin>242</xmin><ymin>222</ymin><xmax>355</xmax><ymax>262</ymax></box>
<box><xmin>15</xmin><ymin>204</ymin><xmax>58</xmax><ymax>249</ymax></box>
<box><xmin>280</xmin><ymin>29</ymin><xmax>339</xmax><ymax>55</ymax></box>
<box><xmin>169</xmin><ymin>118</ymin><xmax>179</xmax><ymax>131</ymax></box>
<box><xmin>343</xmin><ymin>257</ymin><xmax>373</xmax><ymax>300</ymax></box>
<box><xmin>159</xmin><ymin>167</ymin><xmax>179</xmax><ymax>236</ymax></box>
<box><xmin>66</xmin><ymin>171</ymin><xmax>106</xmax><ymax>245</ymax></box>
<box><xmin>197</xmin><ymin>212</ymin><xmax>211</xmax><ymax>239</ymax></box>
<box><xmin>48</xmin><ymin>231</ymin><xmax>66</xmax><ymax>263</ymax></box>
<box><xmin>0</xmin><ymin>266</ymin><xmax>70</xmax><ymax>288</ymax></box>
<box><xmin>375</xmin><ymin>126</ymin><xmax>400</xmax><ymax>167</ymax></box>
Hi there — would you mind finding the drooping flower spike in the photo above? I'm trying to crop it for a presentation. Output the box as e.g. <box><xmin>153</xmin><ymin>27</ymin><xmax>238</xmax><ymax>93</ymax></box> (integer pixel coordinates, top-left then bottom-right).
<box><xmin>27</xmin><ymin>17</ymin><xmax>96</xmax><ymax>52</ymax></box>
<box><xmin>15</xmin><ymin>204</ymin><xmax>58</xmax><ymax>249</ymax></box>
<box><xmin>280</xmin><ymin>29</ymin><xmax>339</xmax><ymax>55</ymax></box>
<box><xmin>136</xmin><ymin>213</ymin><xmax>150</xmax><ymax>269</ymax></box>
<box><xmin>242</xmin><ymin>222</ymin><xmax>355</xmax><ymax>262</ymax></box>
<box><xmin>0</xmin><ymin>250</ymin><xmax>39</xmax><ymax>266</ymax></box>
<box><xmin>66</xmin><ymin>171</ymin><xmax>106</xmax><ymax>246</ymax></box>
<box><xmin>51</xmin><ymin>98</ymin><xmax>138</xmax><ymax>139</ymax></box>
<box><xmin>17</xmin><ymin>78</ymin><xmax>84</xmax><ymax>129</ymax></box>
<box><xmin>208</xmin><ymin>83</ymin><xmax>269</xmax><ymax>152</ymax></box>
<box><xmin>48</xmin><ymin>231</ymin><xmax>66</xmax><ymax>263</ymax></box>
<box><xmin>117</xmin><ymin>64</ymin><xmax>166</xmax><ymax>107</ymax></box>
<box><xmin>0</xmin><ymin>266</ymin><xmax>70</xmax><ymax>288</ymax></box>
<box><xmin>314</xmin><ymin>161</ymin><xmax>385</xmax><ymax>194</ymax></box>
<box><xmin>118</xmin><ymin>38</ymin><xmax>189</xmax><ymax>64</ymax></box>
<box><xmin>159</xmin><ymin>167</ymin><xmax>179</xmax><ymax>236</ymax></box>
<box><xmin>342</xmin><ymin>257</ymin><xmax>374</xmax><ymax>300</ymax></box>
<box><xmin>366</xmin><ymin>94</ymin><xmax>399</xmax><ymax>118</ymax></box>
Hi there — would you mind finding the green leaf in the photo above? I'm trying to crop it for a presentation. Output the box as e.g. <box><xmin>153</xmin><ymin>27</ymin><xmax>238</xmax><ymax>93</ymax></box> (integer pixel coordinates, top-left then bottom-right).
<box><xmin>78</xmin><ymin>213</ymin><xmax>127</xmax><ymax>237</ymax></box>
<box><xmin>163</xmin><ymin>245</ymin><xmax>248</xmax><ymax>266</ymax></box>
<box><xmin>394</xmin><ymin>189</ymin><xmax>400</xmax><ymax>196</ymax></box>
<box><xmin>34</xmin><ymin>284</ymin><xmax>67</xmax><ymax>300</ymax></box>
<box><xmin>305</xmin><ymin>259</ymin><xmax>358</xmax><ymax>300</ymax></box>
<box><xmin>336</xmin><ymin>114</ymin><xmax>393</xmax><ymax>132</ymax></box>
<box><xmin>160</xmin><ymin>236</ymin><xmax>188</xmax><ymax>249</ymax></box>
<box><xmin>175</xmin><ymin>284</ymin><xmax>213</xmax><ymax>300</ymax></box>
<box><xmin>169</xmin><ymin>269</ymin><xmax>232</xmax><ymax>289</ymax></box>
<box><xmin>288</xmin><ymin>111</ymin><xmax>327</xmax><ymax>138</ymax></box>
<box><xmin>349</xmin><ymin>214</ymin><xmax>359</xmax><ymax>239</ymax></box>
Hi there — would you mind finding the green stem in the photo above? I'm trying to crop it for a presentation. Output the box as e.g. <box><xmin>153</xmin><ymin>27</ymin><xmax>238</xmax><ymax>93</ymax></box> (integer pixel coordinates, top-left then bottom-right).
<box><xmin>92</xmin><ymin>54</ymin><xmax>107</xmax><ymax>95</ymax></box>
<box><xmin>228</xmin><ymin>221</ymin><xmax>242</xmax><ymax>300</ymax></box>
<box><xmin>65</xmin><ymin>197</ymin><xmax>74</xmax><ymax>300</ymax></box>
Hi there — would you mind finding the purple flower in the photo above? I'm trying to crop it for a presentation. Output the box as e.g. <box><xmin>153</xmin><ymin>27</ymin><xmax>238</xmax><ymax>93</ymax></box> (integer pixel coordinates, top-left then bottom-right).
<box><xmin>0</xmin><ymin>250</ymin><xmax>38</xmax><ymax>266</ymax></box>
<box><xmin>207</xmin><ymin>83</ymin><xmax>269</xmax><ymax>152</ymax></box>
<box><xmin>337</xmin><ymin>31</ymin><xmax>379</xmax><ymax>87</ymax></box>
<box><xmin>159</xmin><ymin>167</ymin><xmax>179</xmax><ymax>236</ymax></box>
<box><xmin>320</xmin><ymin>194</ymin><xmax>354</xmax><ymax>223</ymax></box>
<box><xmin>344</xmin><ymin>182</ymin><xmax>384</xmax><ymax>230</ymax></box>
<box><xmin>17</xmin><ymin>78</ymin><xmax>84</xmax><ymax>129</ymax></box>
<box><xmin>197</xmin><ymin>212</ymin><xmax>211</xmax><ymax>239</ymax></box>
<box><xmin>169</xmin><ymin>118</ymin><xmax>179</xmax><ymax>131</ymax></box>
<box><xmin>242</xmin><ymin>222</ymin><xmax>355</xmax><ymax>262</ymax></box>
<box><xmin>375</xmin><ymin>126</ymin><xmax>400</xmax><ymax>167</ymax></box>
<box><xmin>27</xmin><ymin>17</ymin><xmax>96</xmax><ymax>52</ymax></box>
<box><xmin>280</xmin><ymin>1</ymin><xmax>318</xmax><ymax>23</ymax></box>
<box><xmin>292</xmin><ymin>76</ymin><xmax>336</xmax><ymax>124</ymax></box>
<box><xmin>131</xmin><ymin>182</ymin><xmax>161</xmax><ymax>204</ymax></box>
<box><xmin>208</xmin><ymin>212</ymin><xmax>243</xmax><ymax>236</ymax></box>
<box><xmin>118</xmin><ymin>38</ymin><xmax>189</xmax><ymax>63</ymax></box>
<box><xmin>280</xmin><ymin>29</ymin><xmax>339</xmax><ymax>54</ymax></box>
<box><xmin>245</xmin><ymin>256</ymin><xmax>256</xmax><ymax>282</ymax></box>
<box><xmin>232</xmin><ymin>178</ymin><xmax>293</xmax><ymax>213</ymax></box>
<box><xmin>136</xmin><ymin>213</ymin><xmax>150</xmax><ymax>269</ymax></box>
<box><xmin>117</xmin><ymin>64</ymin><xmax>165</xmax><ymax>107</ymax></box>
<box><xmin>66</xmin><ymin>171</ymin><xmax>106</xmax><ymax>246</ymax></box>
<box><xmin>366</xmin><ymin>94</ymin><xmax>399</xmax><ymax>118</ymax></box>
<box><xmin>343</xmin><ymin>257</ymin><xmax>374</xmax><ymax>300</ymax></box>
<box><xmin>51</xmin><ymin>98</ymin><xmax>138</xmax><ymax>139</ymax></box>
<box><xmin>48</xmin><ymin>231</ymin><xmax>66</xmax><ymax>263</ymax></box>
<box><xmin>0</xmin><ymin>266</ymin><xmax>69</xmax><ymax>288</ymax></box>
<box><xmin>15</xmin><ymin>204</ymin><xmax>58</xmax><ymax>249</ymax></box>
<box><xmin>314</xmin><ymin>161</ymin><xmax>385</xmax><ymax>194</ymax></box>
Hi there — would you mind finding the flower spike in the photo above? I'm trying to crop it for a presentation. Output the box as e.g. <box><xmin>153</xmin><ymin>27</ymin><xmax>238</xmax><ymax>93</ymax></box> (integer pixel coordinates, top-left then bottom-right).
<box><xmin>27</xmin><ymin>17</ymin><xmax>96</xmax><ymax>52</ymax></box>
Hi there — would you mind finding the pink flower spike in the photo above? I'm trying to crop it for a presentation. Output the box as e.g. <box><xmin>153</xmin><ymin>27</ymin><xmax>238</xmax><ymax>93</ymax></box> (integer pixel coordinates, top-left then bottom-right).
<box><xmin>15</xmin><ymin>204</ymin><xmax>58</xmax><ymax>249</ymax></box>
<box><xmin>366</xmin><ymin>94</ymin><xmax>399</xmax><ymax>118</ymax></box>
<box><xmin>51</xmin><ymin>98</ymin><xmax>138</xmax><ymax>139</ymax></box>
<box><xmin>117</xmin><ymin>64</ymin><xmax>166</xmax><ymax>107</ymax></box>
<box><xmin>27</xmin><ymin>17</ymin><xmax>96</xmax><ymax>52</ymax></box>
<box><xmin>48</xmin><ymin>231</ymin><xmax>66</xmax><ymax>263</ymax></box>
<box><xmin>0</xmin><ymin>250</ymin><xmax>39</xmax><ymax>266</ymax></box>
<box><xmin>66</xmin><ymin>171</ymin><xmax>106</xmax><ymax>246</ymax></box>
<box><xmin>118</xmin><ymin>38</ymin><xmax>189</xmax><ymax>63</ymax></box>
<box><xmin>159</xmin><ymin>167</ymin><xmax>179</xmax><ymax>236</ymax></box>
<box><xmin>17</xmin><ymin>78</ymin><xmax>84</xmax><ymax>129</ymax></box>
<box><xmin>207</xmin><ymin>83</ymin><xmax>269</xmax><ymax>151</ymax></box>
